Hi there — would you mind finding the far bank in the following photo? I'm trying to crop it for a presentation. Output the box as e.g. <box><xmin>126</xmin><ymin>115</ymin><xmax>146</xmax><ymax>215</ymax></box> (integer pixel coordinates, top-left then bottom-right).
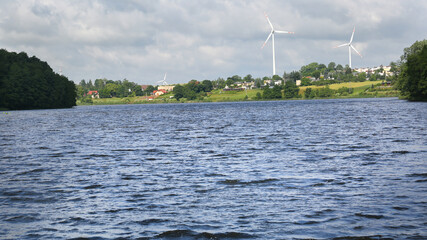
<box><xmin>77</xmin><ymin>80</ymin><xmax>399</xmax><ymax>106</ymax></box>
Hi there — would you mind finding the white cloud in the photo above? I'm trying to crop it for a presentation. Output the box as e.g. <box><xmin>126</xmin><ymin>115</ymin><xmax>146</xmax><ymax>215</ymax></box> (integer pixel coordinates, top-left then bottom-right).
<box><xmin>1</xmin><ymin>0</ymin><xmax>426</xmax><ymax>84</ymax></box>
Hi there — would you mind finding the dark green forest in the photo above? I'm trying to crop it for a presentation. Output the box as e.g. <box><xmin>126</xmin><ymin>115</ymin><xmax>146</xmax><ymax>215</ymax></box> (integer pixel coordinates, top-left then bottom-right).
<box><xmin>395</xmin><ymin>40</ymin><xmax>427</xmax><ymax>101</ymax></box>
<box><xmin>0</xmin><ymin>49</ymin><xmax>76</xmax><ymax>110</ymax></box>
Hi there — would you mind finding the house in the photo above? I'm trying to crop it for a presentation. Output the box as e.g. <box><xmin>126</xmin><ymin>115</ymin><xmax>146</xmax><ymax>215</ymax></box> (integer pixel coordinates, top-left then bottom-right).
<box><xmin>264</xmin><ymin>79</ymin><xmax>272</xmax><ymax>85</ymax></box>
<box><xmin>223</xmin><ymin>85</ymin><xmax>244</xmax><ymax>91</ymax></box>
<box><xmin>354</xmin><ymin>66</ymin><xmax>394</xmax><ymax>77</ymax></box>
<box><xmin>274</xmin><ymin>80</ymin><xmax>282</xmax><ymax>85</ymax></box>
<box><xmin>158</xmin><ymin>85</ymin><xmax>175</xmax><ymax>92</ymax></box>
<box><xmin>87</xmin><ymin>90</ymin><xmax>99</xmax><ymax>98</ymax></box>
<box><xmin>234</xmin><ymin>81</ymin><xmax>255</xmax><ymax>89</ymax></box>
<box><xmin>303</xmin><ymin>76</ymin><xmax>316</xmax><ymax>81</ymax></box>
<box><xmin>153</xmin><ymin>89</ymin><xmax>168</xmax><ymax>96</ymax></box>
<box><xmin>141</xmin><ymin>85</ymin><xmax>149</xmax><ymax>91</ymax></box>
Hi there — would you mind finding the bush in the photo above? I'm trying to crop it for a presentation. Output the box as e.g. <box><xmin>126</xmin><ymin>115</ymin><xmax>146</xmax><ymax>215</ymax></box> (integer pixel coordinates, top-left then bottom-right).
<box><xmin>81</xmin><ymin>96</ymin><xmax>93</xmax><ymax>104</ymax></box>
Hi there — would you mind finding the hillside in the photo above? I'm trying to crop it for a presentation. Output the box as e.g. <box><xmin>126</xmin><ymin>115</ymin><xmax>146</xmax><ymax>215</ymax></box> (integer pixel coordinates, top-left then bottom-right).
<box><xmin>0</xmin><ymin>49</ymin><xmax>76</xmax><ymax>110</ymax></box>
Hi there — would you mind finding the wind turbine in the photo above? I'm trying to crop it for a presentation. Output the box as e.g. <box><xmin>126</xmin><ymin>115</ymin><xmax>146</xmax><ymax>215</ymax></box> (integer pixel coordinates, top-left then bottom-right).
<box><xmin>261</xmin><ymin>12</ymin><xmax>294</xmax><ymax>76</ymax></box>
<box><xmin>157</xmin><ymin>73</ymin><xmax>168</xmax><ymax>85</ymax></box>
<box><xmin>334</xmin><ymin>26</ymin><xmax>362</xmax><ymax>69</ymax></box>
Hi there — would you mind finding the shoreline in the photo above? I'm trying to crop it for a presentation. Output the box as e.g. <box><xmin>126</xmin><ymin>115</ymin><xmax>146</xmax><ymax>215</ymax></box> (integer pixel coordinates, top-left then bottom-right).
<box><xmin>76</xmin><ymin>94</ymin><xmax>400</xmax><ymax>106</ymax></box>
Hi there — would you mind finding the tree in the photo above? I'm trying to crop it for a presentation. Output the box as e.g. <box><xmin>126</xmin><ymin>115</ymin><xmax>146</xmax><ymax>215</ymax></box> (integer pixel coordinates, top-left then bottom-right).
<box><xmin>76</xmin><ymin>85</ymin><xmax>85</xmax><ymax>98</ymax></box>
<box><xmin>400</xmin><ymin>40</ymin><xmax>427</xmax><ymax>63</ymax></box>
<box><xmin>243</xmin><ymin>74</ymin><xmax>253</xmax><ymax>82</ymax></box>
<box><xmin>389</xmin><ymin>61</ymin><xmax>399</xmax><ymax>82</ymax></box>
<box><xmin>300</xmin><ymin>77</ymin><xmax>312</xmax><ymax>86</ymax></box>
<box><xmin>201</xmin><ymin>80</ymin><xmax>213</xmax><ymax>92</ymax></box>
<box><xmin>318</xmin><ymin>63</ymin><xmax>327</xmax><ymax>71</ymax></box>
<box><xmin>226</xmin><ymin>75</ymin><xmax>242</xmax><ymax>86</ymax></box>
<box><xmin>100</xmin><ymin>83</ymin><xmax>119</xmax><ymax>98</ymax></box>
<box><xmin>313</xmin><ymin>70</ymin><xmax>321</xmax><ymax>80</ymax></box>
<box><xmin>396</xmin><ymin>44</ymin><xmax>427</xmax><ymax>101</ymax></box>
<box><xmin>132</xmin><ymin>85</ymin><xmax>143</xmax><ymax>96</ymax></box>
<box><xmin>144</xmin><ymin>85</ymin><xmax>155</xmax><ymax>95</ymax></box>
<box><xmin>272</xmin><ymin>85</ymin><xmax>282</xmax><ymax>99</ymax></box>
<box><xmin>328</xmin><ymin>62</ymin><xmax>336</xmax><ymax>71</ymax></box>
<box><xmin>337</xmin><ymin>87</ymin><xmax>352</xmax><ymax>96</ymax></box>
<box><xmin>262</xmin><ymin>86</ymin><xmax>273</xmax><ymax>99</ymax></box>
<box><xmin>95</xmin><ymin>78</ymin><xmax>106</xmax><ymax>90</ymax></box>
<box><xmin>225</xmin><ymin>78</ymin><xmax>234</xmax><ymax>87</ymax></box>
<box><xmin>255</xmin><ymin>78</ymin><xmax>262</xmax><ymax>88</ymax></box>
<box><xmin>272</xmin><ymin>75</ymin><xmax>282</xmax><ymax>80</ymax></box>
<box><xmin>300</xmin><ymin>62</ymin><xmax>319</xmax><ymax>77</ymax></box>
<box><xmin>317</xmin><ymin>85</ymin><xmax>334</xmax><ymax>97</ymax></box>
<box><xmin>283</xmin><ymin>80</ymin><xmax>299</xmax><ymax>98</ymax></box>
<box><xmin>214</xmin><ymin>77</ymin><xmax>226</xmax><ymax>89</ymax></box>
<box><xmin>304</xmin><ymin>88</ymin><xmax>313</xmax><ymax>99</ymax></box>
<box><xmin>173</xmin><ymin>84</ymin><xmax>185</xmax><ymax>100</ymax></box>
<box><xmin>289</xmin><ymin>71</ymin><xmax>301</xmax><ymax>82</ymax></box>
<box><xmin>187</xmin><ymin>80</ymin><xmax>202</xmax><ymax>93</ymax></box>
<box><xmin>357</xmin><ymin>72</ymin><xmax>367</xmax><ymax>82</ymax></box>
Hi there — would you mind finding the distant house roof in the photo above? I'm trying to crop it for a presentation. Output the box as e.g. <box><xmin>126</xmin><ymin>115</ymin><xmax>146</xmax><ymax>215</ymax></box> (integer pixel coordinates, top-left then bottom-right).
<box><xmin>87</xmin><ymin>91</ymin><xmax>98</xmax><ymax>95</ymax></box>
<box><xmin>153</xmin><ymin>89</ymin><xmax>167</xmax><ymax>94</ymax></box>
<box><xmin>141</xmin><ymin>85</ymin><xmax>149</xmax><ymax>90</ymax></box>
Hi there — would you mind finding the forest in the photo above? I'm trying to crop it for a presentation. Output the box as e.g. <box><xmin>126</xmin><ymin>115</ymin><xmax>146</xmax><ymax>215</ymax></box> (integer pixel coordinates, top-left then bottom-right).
<box><xmin>0</xmin><ymin>49</ymin><xmax>76</xmax><ymax>110</ymax></box>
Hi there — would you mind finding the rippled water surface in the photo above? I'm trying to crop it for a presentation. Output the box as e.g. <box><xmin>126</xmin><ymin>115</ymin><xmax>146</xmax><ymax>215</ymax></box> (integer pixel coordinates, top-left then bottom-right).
<box><xmin>1</xmin><ymin>98</ymin><xmax>426</xmax><ymax>239</ymax></box>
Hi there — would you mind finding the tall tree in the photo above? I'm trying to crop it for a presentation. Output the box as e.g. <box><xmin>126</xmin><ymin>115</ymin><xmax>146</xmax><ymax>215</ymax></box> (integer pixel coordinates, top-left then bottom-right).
<box><xmin>328</xmin><ymin>62</ymin><xmax>336</xmax><ymax>71</ymax></box>
<box><xmin>283</xmin><ymin>80</ymin><xmax>299</xmax><ymax>98</ymax></box>
<box><xmin>289</xmin><ymin>71</ymin><xmax>301</xmax><ymax>82</ymax></box>
<box><xmin>396</xmin><ymin>43</ymin><xmax>427</xmax><ymax>101</ymax></box>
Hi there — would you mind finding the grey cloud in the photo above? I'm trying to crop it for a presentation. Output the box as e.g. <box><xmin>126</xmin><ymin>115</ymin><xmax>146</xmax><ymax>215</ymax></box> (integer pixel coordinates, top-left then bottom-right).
<box><xmin>0</xmin><ymin>0</ymin><xmax>426</xmax><ymax>84</ymax></box>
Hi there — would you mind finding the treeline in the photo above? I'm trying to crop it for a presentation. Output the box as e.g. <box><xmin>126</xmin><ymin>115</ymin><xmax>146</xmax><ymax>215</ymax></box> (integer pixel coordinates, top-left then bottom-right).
<box><xmin>0</xmin><ymin>49</ymin><xmax>76</xmax><ymax>110</ymax></box>
<box><xmin>256</xmin><ymin>81</ymin><xmax>300</xmax><ymax>100</ymax></box>
<box><xmin>76</xmin><ymin>79</ymin><xmax>156</xmax><ymax>99</ymax></box>
<box><xmin>172</xmin><ymin>80</ymin><xmax>213</xmax><ymax>101</ymax></box>
<box><xmin>286</xmin><ymin>61</ymin><xmax>390</xmax><ymax>87</ymax></box>
<box><xmin>256</xmin><ymin>83</ymin><xmax>355</xmax><ymax>100</ymax></box>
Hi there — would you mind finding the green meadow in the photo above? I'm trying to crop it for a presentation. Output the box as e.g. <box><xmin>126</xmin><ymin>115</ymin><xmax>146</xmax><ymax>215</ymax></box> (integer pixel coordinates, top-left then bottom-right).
<box><xmin>77</xmin><ymin>80</ymin><xmax>399</xmax><ymax>106</ymax></box>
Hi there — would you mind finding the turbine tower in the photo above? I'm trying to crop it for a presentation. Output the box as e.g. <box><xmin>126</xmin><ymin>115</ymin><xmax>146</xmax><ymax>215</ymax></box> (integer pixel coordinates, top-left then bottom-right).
<box><xmin>261</xmin><ymin>12</ymin><xmax>294</xmax><ymax>76</ymax></box>
<box><xmin>157</xmin><ymin>73</ymin><xmax>168</xmax><ymax>85</ymax></box>
<box><xmin>334</xmin><ymin>27</ymin><xmax>362</xmax><ymax>69</ymax></box>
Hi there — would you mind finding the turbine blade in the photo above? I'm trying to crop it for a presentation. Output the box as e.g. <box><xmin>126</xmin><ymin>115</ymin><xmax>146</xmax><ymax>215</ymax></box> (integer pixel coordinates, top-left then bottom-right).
<box><xmin>349</xmin><ymin>26</ymin><xmax>355</xmax><ymax>43</ymax></box>
<box><xmin>275</xmin><ymin>30</ymin><xmax>294</xmax><ymax>34</ymax></box>
<box><xmin>334</xmin><ymin>43</ymin><xmax>348</xmax><ymax>48</ymax></box>
<box><xmin>261</xmin><ymin>32</ymin><xmax>273</xmax><ymax>49</ymax></box>
<box><xmin>264</xmin><ymin>12</ymin><xmax>274</xmax><ymax>30</ymax></box>
<box><xmin>164</xmin><ymin>73</ymin><xmax>167</xmax><ymax>81</ymax></box>
<box><xmin>351</xmin><ymin>44</ymin><xmax>362</xmax><ymax>57</ymax></box>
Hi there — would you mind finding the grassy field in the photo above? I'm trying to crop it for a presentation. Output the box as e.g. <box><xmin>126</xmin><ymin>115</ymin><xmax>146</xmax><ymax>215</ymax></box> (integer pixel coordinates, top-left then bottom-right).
<box><xmin>208</xmin><ymin>89</ymin><xmax>261</xmax><ymax>102</ymax></box>
<box><xmin>299</xmin><ymin>80</ymin><xmax>383</xmax><ymax>91</ymax></box>
<box><xmin>76</xmin><ymin>80</ymin><xmax>398</xmax><ymax>106</ymax></box>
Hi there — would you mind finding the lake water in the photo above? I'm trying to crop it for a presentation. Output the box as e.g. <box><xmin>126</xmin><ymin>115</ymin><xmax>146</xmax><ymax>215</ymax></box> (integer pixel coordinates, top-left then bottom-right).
<box><xmin>0</xmin><ymin>98</ymin><xmax>426</xmax><ymax>239</ymax></box>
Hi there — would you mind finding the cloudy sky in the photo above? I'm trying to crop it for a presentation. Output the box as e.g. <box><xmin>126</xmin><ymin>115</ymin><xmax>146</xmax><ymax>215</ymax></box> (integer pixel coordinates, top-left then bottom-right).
<box><xmin>1</xmin><ymin>0</ymin><xmax>426</xmax><ymax>85</ymax></box>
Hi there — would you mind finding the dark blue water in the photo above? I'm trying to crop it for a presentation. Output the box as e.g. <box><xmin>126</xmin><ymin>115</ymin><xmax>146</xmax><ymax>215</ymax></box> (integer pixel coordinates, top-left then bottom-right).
<box><xmin>1</xmin><ymin>98</ymin><xmax>426</xmax><ymax>239</ymax></box>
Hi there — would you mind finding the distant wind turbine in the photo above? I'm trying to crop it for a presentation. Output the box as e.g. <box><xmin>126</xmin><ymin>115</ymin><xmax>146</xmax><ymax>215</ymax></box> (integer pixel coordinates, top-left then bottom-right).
<box><xmin>157</xmin><ymin>73</ymin><xmax>168</xmax><ymax>85</ymax></box>
<box><xmin>334</xmin><ymin>26</ymin><xmax>362</xmax><ymax>69</ymax></box>
<box><xmin>261</xmin><ymin>12</ymin><xmax>294</xmax><ymax>76</ymax></box>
